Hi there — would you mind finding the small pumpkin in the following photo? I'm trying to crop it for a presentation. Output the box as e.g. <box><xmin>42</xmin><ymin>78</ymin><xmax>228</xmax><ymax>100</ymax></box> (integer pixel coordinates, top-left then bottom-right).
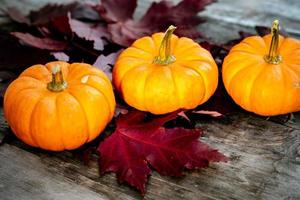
<box><xmin>4</xmin><ymin>61</ymin><xmax>115</xmax><ymax>151</ymax></box>
<box><xmin>113</xmin><ymin>25</ymin><xmax>218</xmax><ymax>114</ymax></box>
<box><xmin>222</xmin><ymin>20</ymin><xmax>300</xmax><ymax>116</ymax></box>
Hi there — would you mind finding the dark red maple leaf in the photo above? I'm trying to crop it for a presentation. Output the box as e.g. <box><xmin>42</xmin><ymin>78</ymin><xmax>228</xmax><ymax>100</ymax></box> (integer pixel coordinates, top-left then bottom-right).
<box><xmin>97</xmin><ymin>0</ymin><xmax>137</xmax><ymax>23</ymax></box>
<box><xmin>11</xmin><ymin>32</ymin><xmax>68</xmax><ymax>51</ymax></box>
<box><xmin>96</xmin><ymin>0</ymin><xmax>216</xmax><ymax>46</ymax></box>
<box><xmin>98</xmin><ymin>111</ymin><xmax>227</xmax><ymax>195</ymax></box>
<box><xmin>68</xmin><ymin>14</ymin><xmax>109</xmax><ymax>51</ymax></box>
<box><xmin>30</xmin><ymin>3</ymin><xmax>78</xmax><ymax>25</ymax></box>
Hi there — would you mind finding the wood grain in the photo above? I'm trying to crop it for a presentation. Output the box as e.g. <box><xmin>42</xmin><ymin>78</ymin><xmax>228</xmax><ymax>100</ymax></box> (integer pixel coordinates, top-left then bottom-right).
<box><xmin>1</xmin><ymin>110</ymin><xmax>300</xmax><ymax>199</ymax></box>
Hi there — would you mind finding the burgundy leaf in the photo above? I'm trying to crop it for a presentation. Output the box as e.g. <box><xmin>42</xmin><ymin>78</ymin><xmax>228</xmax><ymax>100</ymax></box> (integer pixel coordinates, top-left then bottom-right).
<box><xmin>50</xmin><ymin>15</ymin><xmax>72</xmax><ymax>36</ymax></box>
<box><xmin>98</xmin><ymin>0</ymin><xmax>216</xmax><ymax>46</ymax></box>
<box><xmin>98</xmin><ymin>111</ymin><xmax>227</xmax><ymax>195</ymax></box>
<box><xmin>30</xmin><ymin>3</ymin><xmax>78</xmax><ymax>25</ymax></box>
<box><xmin>93</xmin><ymin>50</ymin><xmax>122</xmax><ymax>80</ymax></box>
<box><xmin>11</xmin><ymin>32</ymin><xmax>67</xmax><ymax>51</ymax></box>
<box><xmin>51</xmin><ymin>52</ymin><xmax>69</xmax><ymax>61</ymax></box>
<box><xmin>68</xmin><ymin>14</ymin><xmax>109</xmax><ymax>50</ymax></box>
<box><xmin>97</xmin><ymin>0</ymin><xmax>137</xmax><ymax>22</ymax></box>
<box><xmin>99</xmin><ymin>127</ymin><xmax>151</xmax><ymax>195</ymax></box>
<box><xmin>0</xmin><ymin>33</ymin><xmax>50</xmax><ymax>72</ymax></box>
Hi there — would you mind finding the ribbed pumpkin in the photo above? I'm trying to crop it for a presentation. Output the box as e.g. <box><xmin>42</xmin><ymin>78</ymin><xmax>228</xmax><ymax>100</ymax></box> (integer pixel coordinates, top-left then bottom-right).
<box><xmin>4</xmin><ymin>61</ymin><xmax>115</xmax><ymax>151</ymax></box>
<box><xmin>113</xmin><ymin>26</ymin><xmax>218</xmax><ymax>114</ymax></box>
<box><xmin>222</xmin><ymin>20</ymin><xmax>300</xmax><ymax>116</ymax></box>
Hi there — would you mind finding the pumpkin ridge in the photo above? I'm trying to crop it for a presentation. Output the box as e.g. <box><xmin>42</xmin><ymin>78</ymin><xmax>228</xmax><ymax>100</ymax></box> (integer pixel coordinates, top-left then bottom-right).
<box><xmin>7</xmin><ymin>89</ymin><xmax>40</xmax><ymax>146</ymax></box>
<box><xmin>55</xmin><ymin>93</ymin><xmax>66</xmax><ymax>150</ymax></box>
<box><xmin>28</xmin><ymin>95</ymin><xmax>46</xmax><ymax>148</ymax></box>
<box><xmin>283</xmin><ymin>63</ymin><xmax>300</xmax><ymax>80</ymax></box>
<box><xmin>66</xmin><ymin>91</ymin><xmax>90</xmax><ymax>144</ymax></box>
<box><xmin>6</xmin><ymin>86</ymin><xmax>42</xmax><ymax>128</ymax></box>
<box><xmin>175</xmin><ymin>50</ymin><xmax>212</xmax><ymax>63</ymax></box>
<box><xmin>229</xmin><ymin>49</ymin><xmax>263</xmax><ymax>57</ymax></box>
<box><xmin>85</xmin><ymin>75</ymin><xmax>115</xmax><ymax>117</ymax></box>
<box><xmin>19</xmin><ymin>75</ymin><xmax>49</xmax><ymax>84</ymax></box>
<box><xmin>241</xmin><ymin>37</ymin><xmax>267</xmax><ymax>52</ymax></box>
<box><xmin>228</xmin><ymin>62</ymin><xmax>264</xmax><ymax>109</ymax></box>
<box><xmin>83</xmin><ymin>80</ymin><xmax>114</xmax><ymax>119</ymax></box>
<box><xmin>281</xmin><ymin>63</ymin><xmax>300</xmax><ymax>112</ymax></box>
<box><xmin>75</xmin><ymin>84</ymin><xmax>112</xmax><ymax>122</ymax></box>
<box><xmin>173</xmin><ymin>41</ymin><xmax>199</xmax><ymax>56</ymax></box>
<box><xmin>225</xmin><ymin>58</ymin><xmax>263</xmax><ymax>87</ymax></box>
<box><xmin>176</xmin><ymin>63</ymin><xmax>202</xmax><ymax>77</ymax></box>
<box><xmin>69</xmin><ymin>69</ymin><xmax>112</xmax><ymax>86</ymax></box>
<box><xmin>142</xmin><ymin>67</ymin><xmax>155</xmax><ymax>112</ymax></box>
<box><xmin>223</xmin><ymin>54</ymin><xmax>262</xmax><ymax>78</ymax></box>
<box><xmin>119</xmin><ymin>55</ymin><xmax>152</xmax><ymax>62</ymax></box>
<box><xmin>176</xmin><ymin>63</ymin><xmax>206</xmax><ymax>105</ymax></box>
<box><xmin>278</xmin><ymin>64</ymin><xmax>289</xmax><ymax>114</ymax></box>
<box><xmin>69</xmin><ymin>73</ymin><xmax>111</xmax><ymax>88</ymax></box>
<box><xmin>114</xmin><ymin>60</ymin><xmax>152</xmax><ymax>91</ymax></box>
<box><xmin>119</xmin><ymin>63</ymin><xmax>152</xmax><ymax>94</ymax></box>
<box><xmin>68</xmin><ymin>64</ymin><xmax>100</xmax><ymax>82</ymax></box>
<box><xmin>131</xmin><ymin>45</ymin><xmax>154</xmax><ymax>56</ymax></box>
<box><xmin>168</xmin><ymin>67</ymin><xmax>181</xmax><ymax>108</ymax></box>
<box><xmin>248</xmin><ymin>63</ymin><xmax>270</xmax><ymax>113</ymax></box>
<box><xmin>176</xmin><ymin>58</ymin><xmax>215</xmax><ymax>66</ymax></box>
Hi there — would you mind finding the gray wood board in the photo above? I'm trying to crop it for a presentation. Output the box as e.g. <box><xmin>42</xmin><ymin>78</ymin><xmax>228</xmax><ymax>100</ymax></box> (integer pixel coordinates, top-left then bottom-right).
<box><xmin>1</xmin><ymin>110</ymin><xmax>300</xmax><ymax>200</ymax></box>
<box><xmin>0</xmin><ymin>0</ymin><xmax>300</xmax><ymax>200</ymax></box>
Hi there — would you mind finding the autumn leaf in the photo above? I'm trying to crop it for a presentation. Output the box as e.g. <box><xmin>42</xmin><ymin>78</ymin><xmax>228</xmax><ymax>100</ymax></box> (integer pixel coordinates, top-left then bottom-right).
<box><xmin>93</xmin><ymin>50</ymin><xmax>122</xmax><ymax>80</ymax></box>
<box><xmin>11</xmin><ymin>32</ymin><xmax>68</xmax><ymax>51</ymax></box>
<box><xmin>30</xmin><ymin>3</ymin><xmax>78</xmax><ymax>25</ymax></box>
<box><xmin>97</xmin><ymin>0</ymin><xmax>137</xmax><ymax>23</ymax></box>
<box><xmin>98</xmin><ymin>111</ymin><xmax>227</xmax><ymax>195</ymax></box>
<box><xmin>68</xmin><ymin>14</ymin><xmax>109</xmax><ymax>51</ymax></box>
<box><xmin>97</xmin><ymin>0</ymin><xmax>216</xmax><ymax>46</ymax></box>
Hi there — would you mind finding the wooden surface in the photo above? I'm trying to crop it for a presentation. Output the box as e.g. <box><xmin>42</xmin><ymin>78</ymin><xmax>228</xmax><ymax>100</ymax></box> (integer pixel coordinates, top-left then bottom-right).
<box><xmin>1</xmin><ymin>0</ymin><xmax>300</xmax><ymax>200</ymax></box>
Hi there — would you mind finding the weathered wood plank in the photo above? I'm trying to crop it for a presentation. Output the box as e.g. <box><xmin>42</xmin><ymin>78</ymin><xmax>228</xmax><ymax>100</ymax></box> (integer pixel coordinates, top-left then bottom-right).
<box><xmin>1</xmin><ymin>110</ymin><xmax>300</xmax><ymax>200</ymax></box>
<box><xmin>0</xmin><ymin>144</ymin><xmax>109</xmax><ymax>200</ymax></box>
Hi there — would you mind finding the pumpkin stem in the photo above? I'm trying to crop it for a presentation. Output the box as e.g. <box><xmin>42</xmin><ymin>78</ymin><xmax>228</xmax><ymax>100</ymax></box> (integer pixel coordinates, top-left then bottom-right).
<box><xmin>47</xmin><ymin>65</ymin><xmax>67</xmax><ymax>92</ymax></box>
<box><xmin>264</xmin><ymin>20</ymin><xmax>282</xmax><ymax>64</ymax></box>
<box><xmin>153</xmin><ymin>25</ymin><xmax>177</xmax><ymax>65</ymax></box>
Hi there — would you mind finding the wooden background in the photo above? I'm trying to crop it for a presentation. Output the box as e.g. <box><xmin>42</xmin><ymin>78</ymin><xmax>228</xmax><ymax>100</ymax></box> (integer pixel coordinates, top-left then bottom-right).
<box><xmin>0</xmin><ymin>0</ymin><xmax>300</xmax><ymax>199</ymax></box>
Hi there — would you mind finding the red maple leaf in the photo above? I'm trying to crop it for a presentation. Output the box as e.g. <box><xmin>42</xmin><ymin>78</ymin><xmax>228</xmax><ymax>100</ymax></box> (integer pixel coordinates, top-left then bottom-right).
<box><xmin>11</xmin><ymin>32</ymin><xmax>68</xmax><ymax>51</ymax></box>
<box><xmin>96</xmin><ymin>0</ymin><xmax>216</xmax><ymax>46</ymax></box>
<box><xmin>98</xmin><ymin>111</ymin><xmax>227</xmax><ymax>195</ymax></box>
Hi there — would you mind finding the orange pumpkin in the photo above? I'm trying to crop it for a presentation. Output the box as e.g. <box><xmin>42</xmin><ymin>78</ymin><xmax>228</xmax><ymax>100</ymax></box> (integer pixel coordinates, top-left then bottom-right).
<box><xmin>4</xmin><ymin>61</ymin><xmax>115</xmax><ymax>151</ymax></box>
<box><xmin>222</xmin><ymin>20</ymin><xmax>300</xmax><ymax>116</ymax></box>
<box><xmin>113</xmin><ymin>25</ymin><xmax>218</xmax><ymax>114</ymax></box>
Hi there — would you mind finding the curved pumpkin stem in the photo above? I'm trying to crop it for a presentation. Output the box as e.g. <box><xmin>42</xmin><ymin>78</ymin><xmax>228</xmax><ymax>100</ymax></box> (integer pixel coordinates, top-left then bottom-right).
<box><xmin>264</xmin><ymin>20</ymin><xmax>282</xmax><ymax>64</ymax></box>
<box><xmin>153</xmin><ymin>25</ymin><xmax>177</xmax><ymax>65</ymax></box>
<box><xmin>47</xmin><ymin>65</ymin><xmax>68</xmax><ymax>92</ymax></box>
